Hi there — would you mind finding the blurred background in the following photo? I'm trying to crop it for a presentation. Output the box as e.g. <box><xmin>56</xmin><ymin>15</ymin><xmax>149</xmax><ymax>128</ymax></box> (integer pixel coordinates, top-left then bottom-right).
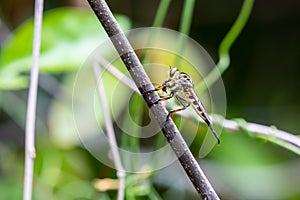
<box><xmin>0</xmin><ymin>0</ymin><xmax>299</xmax><ymax>199</ymax></box>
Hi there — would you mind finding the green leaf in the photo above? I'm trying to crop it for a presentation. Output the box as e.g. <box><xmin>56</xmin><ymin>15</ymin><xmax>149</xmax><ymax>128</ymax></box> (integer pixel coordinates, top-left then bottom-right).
<box><xmin>0</xmin><ymin>7</ymin><xmax>131</xmax><ymax>90</ymax></box>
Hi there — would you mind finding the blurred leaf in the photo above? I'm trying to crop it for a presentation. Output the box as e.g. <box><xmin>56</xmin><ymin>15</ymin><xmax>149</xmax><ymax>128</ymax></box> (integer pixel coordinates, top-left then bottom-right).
<box><xmin>55</xmin><ymin>180</ymin><xmax>95</xmax><ymax>199</ymax></box>
<box><xmin>48</xmin><ymin>64</ymin><xmax>131</xmax><ymax>148</ymax></box>
<box><xmin>0</xmin><ymin>181</ymin><xmax>23</xmax><ymax>199</ymax></box>
<box><xmin>0</xmin><ymin>7</ymin><xmax>131</xmax><ymax>90</ymax></box>
<box><xmin>209</xmin><ymin>129</ymin><xmax>282</xmax><ymax>165</ymax></box>
<box><xmin>0</xmin><ymin>145</ymin><xmax>23</xmax><ymax>198</ymax></box>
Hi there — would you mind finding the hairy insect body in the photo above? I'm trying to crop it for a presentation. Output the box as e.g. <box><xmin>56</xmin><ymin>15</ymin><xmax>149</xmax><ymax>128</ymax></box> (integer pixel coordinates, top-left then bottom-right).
<box><xmin>164</xmin><ymin>71</ymin><xmax>212</xmax><ymax>125</ymax></box>
<box><xmin>152</xmin><ymin>67</ymin><xmax>220</xmax><ymax>144</ymax></box>
<box><xmin>189</xmin><ymin>89</ymin><xmax>213</xmax><ymax>126</ymax></box>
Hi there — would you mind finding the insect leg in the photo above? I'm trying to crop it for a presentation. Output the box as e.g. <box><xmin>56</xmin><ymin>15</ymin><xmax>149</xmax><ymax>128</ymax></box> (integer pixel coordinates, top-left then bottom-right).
<box><xmin>166</xmin><ymin>95</ymin><xmax>190</xmax><ymax>120</ymax></box>
<box><xmin>153</xmin><ymin>91</ymin><xmax>174</xmax><ymax>104</ymax></box>
<box><xmin>146</xmin><ymin>90</ymin><xmax>175</xmax><ymax>107</ymax></box>
<box><xmin>143</xmin><ymin>85</ymin><xmax>169</xmax><ymax>106</ymax></box>
<box><xmin>143</xmin><ymin>85</ymin><xmax>164</xmax><ymax>94</ymax></box>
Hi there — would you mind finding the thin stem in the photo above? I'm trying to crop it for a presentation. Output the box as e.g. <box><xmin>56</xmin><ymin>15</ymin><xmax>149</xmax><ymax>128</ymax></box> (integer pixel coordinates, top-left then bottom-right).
<box><xmin>121</xmin><ymin>94</ymin><xmax>143</xmax><ymax>170</ymax></box>
<box><xmin>95</xmin><ymin>57</ymin><xmax>141</xmax><ymax>170</ymax></box>
<box><xmin>152</xmin><ymin>0</ymin><xmax>171</xmax><ymax>27</ymax></box>
<box><xmin>93</xmin><ymin>61</ymin><xmax>125</xmax><ymax>200</ymax></box>
<box><xmin>179</xmin><ymin>0</ymin><xmax>195</xmax><ymax>35</ymax></box>
<box><xmin>143</xmin><ymin>0</ymin><xmax>171</xmax><ymax>64</ymax></box>
<box><xmin>23</xmin><ymin>0</ymin><xmax>44</xmax><ymax>200</ymax></box>
<box><xmin>174</xmin><ymin>0</ymin><xmax>195</xmax><ymax>66</ymax></box>
<box><xmin>223</xmin><ymin>118</ymin><xmax>300</xmax><ymax>155</ymax></box>
<box><xmin>199</xmin><ymin>0</ymin><xmax>255</xmax><ymax>92</ymax></box>
<box><xmin>95</xmin><ymin>56</ymin><xmax>138</xmax><ymax>92</ymax></box>
<box><xmin>86</xmin><ymin>0</ymin><xmax>219</xmax><ymax>199</ymax></box>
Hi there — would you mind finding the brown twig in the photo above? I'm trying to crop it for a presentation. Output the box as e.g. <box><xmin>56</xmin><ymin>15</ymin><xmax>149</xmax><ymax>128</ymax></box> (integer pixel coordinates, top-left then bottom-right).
<box><xmin>86</xmin><ymin>0</ymin><xmax>219</xmax><ymax>199</ymax></box>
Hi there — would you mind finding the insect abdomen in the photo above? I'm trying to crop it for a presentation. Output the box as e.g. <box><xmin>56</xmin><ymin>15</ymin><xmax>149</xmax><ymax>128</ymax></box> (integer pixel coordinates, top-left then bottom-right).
<box><xmin>191</xmin><ymin>99</ymin><xmax>212</xmax><ymax>125</ymax></box>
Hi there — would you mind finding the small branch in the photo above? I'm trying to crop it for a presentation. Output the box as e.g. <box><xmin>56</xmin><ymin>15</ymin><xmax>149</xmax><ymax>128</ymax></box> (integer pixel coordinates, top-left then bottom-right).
<box><xmin>182</xmin><ymin>110</ymin><xmax>300</xmax><ymax>155</ymax></box>
<box><xmin>152</xmin><ymin>0</ymin><xmax>171</xmax><ymax>27</ymax></box>
<box><xmin>94</xmin><ymin>56</ymin><xmax>138</xmax><ymax>92</ymax></box>
<box><xmin>23</xmin><ymin>0</ymin><xmax>44</xmax><ymax>200</ymax></box>
<box><xmin>97</xmin><ymin>57</ymin><xmax>300</xmax><ymax>156</ymax></box>
<box><xmin>93</xmin><ymin>61</ymin><xmax>125</xmax><ymax>200</ymax></box>
<box><xmin>86</xmin><ymin>0</ymin><xmax>219</xmax><ymax>199</ymax></box>
<box><xmin>222</xmin><ymin>118</ymin><xmax>300</xmax><ymax>155</ymax></box>
<box><xmin>179</xmin><ymin>0</ymin><xmax>195</xmax><ymax>35</ymax></box>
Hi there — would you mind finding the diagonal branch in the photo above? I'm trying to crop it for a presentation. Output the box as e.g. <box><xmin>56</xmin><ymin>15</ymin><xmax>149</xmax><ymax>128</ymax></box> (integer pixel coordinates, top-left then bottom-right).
<box><xmin>86</xmin><ymin>0</ymin><xmax>219</xmax><ymax>199</ymax></box>
<box><xmin>93</xmin><ymin>61</ymin><xmax>126</xmax><ymax>200</ymax></box>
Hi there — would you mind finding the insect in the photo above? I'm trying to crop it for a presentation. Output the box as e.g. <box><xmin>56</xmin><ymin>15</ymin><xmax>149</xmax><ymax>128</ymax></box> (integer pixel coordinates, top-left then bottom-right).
<box><xmin>149</xmin><ymin>66</ymin><xmax>220</xmax><ymax>144</ymax></box>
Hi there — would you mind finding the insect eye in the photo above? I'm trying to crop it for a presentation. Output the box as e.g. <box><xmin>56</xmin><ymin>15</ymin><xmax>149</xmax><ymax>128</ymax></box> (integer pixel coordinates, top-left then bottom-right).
<box><xmin>181</xmin><ymin>74</ymin><xmax>190</xmax><ymax>80</ymax></box>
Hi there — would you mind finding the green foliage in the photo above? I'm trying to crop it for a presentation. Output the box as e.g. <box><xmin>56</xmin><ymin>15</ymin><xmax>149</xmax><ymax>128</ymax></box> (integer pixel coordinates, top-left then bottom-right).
<box><xmin>0</xmin><ymin>8</ymin><xmax>130</xmax><ymax>90</ymax></box>
<box><xmin>1</xmin><ymin>1</ymin><xmax>299</xmax><ymax>200</ymax></box>
<box><xmin>199</xmin><ymin>0</ymin><xmax>255</xmax><ymax>92</ymax></box>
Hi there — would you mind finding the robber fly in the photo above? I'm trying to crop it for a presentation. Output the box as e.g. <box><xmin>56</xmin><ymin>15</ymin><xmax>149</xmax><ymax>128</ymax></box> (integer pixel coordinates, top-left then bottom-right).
<box><xmin>149</xmin><ymin>67</ymin><xmax>220</xmax><ymax>144</ymax></box>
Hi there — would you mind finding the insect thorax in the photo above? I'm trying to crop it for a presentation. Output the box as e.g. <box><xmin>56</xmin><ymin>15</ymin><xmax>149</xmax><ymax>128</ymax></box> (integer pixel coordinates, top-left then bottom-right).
<box><xmin>162</xmin><ymin>72</ymin><xmax>194</xmax><ymax>98</ymax></box>
<box><xmin>178</xmin><ymin>73</ymin><xmax>194</xmax><ymax>86</ymax></box>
